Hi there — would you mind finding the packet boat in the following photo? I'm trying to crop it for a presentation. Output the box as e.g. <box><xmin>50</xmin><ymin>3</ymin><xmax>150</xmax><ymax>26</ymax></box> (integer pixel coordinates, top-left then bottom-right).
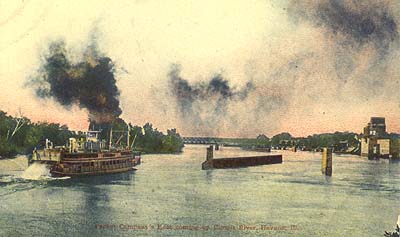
<box><xmin>30</xmin><ymin>129</ymin><xmax>141</xmax><ymax>177</ymax></box>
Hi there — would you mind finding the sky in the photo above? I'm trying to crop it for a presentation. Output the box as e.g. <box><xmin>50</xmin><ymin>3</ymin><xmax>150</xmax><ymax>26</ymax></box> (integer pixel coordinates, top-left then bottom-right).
<box><xmin>0</xmin><ymin>0</ymin><xmax>399</xmax><ymax>137</ymax></box>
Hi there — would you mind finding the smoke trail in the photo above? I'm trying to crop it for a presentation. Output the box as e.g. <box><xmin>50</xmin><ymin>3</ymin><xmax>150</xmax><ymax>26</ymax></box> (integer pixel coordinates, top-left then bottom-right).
<box><xmin>168</xmin><ymin>64</ymin><xmax>261</xmax><ymax>136</ymax></box>
<box><xmin>165</xmin><ymin>1</ymin><xmax>400</xmax><ymax>136</ymax></box>
<box><xmin>287</xmin><ymin>0</ymin><xmax>400</xmax><ymax>96</ymax></box>
<box><xmin>288</xmin><ymin>0</ymin><xmax>398</xmax><ymax>54</ymax></box>
<box><xmin>29</xmin><ymin>40</ymin><xmax>121</xmax><ymax>123</ymax></box>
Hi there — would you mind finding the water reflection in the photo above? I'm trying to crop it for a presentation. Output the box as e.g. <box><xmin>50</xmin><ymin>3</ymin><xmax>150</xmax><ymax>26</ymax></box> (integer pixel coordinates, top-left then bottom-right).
<box><xmin>39</xmin><ymin>171</ymin><xmax>138</xmax><ymax>236</ymax></box>
<box><xmin>204</xmin><ymin>170</ymin><xmax>214</xmax><ymax>184</ymax></box>
<box><xmin>52</xmin><ymin>171</ymin><xmax>136</xmax><ymax>187</ymax></box>
<box><xmin>0</xmin><ymin>145</ymin><xmax>399</xmax><ymax>236</ymax></box>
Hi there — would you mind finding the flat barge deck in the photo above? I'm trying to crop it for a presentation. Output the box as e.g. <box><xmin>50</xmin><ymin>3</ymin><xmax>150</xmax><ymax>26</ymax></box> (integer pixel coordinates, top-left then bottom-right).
<box><xmin>202</xmin><ymin>145</ymin><xmax>282</xmax><ymax>169</ymax></box>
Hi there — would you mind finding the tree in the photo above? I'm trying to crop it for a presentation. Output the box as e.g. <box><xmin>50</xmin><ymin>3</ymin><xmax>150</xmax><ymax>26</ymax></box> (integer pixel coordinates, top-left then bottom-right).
<box><xmin>256</xmin><ymin>134</ymin><xmax>270</xmax><ymax>147</ymax></box>
<box><xmin>271</xmin><ymin>132</ymin><xmax>293</xmax><ymax>146</ymax></box>
<box><xmin>162</xmin><ymin>129</ymin><xmax>184</xmax><ymax>152</ymax></box>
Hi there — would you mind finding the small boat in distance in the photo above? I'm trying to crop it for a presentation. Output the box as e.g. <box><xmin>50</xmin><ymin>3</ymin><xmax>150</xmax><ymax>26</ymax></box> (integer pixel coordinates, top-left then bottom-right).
<box><xmin>30</xmin><ymin>129</ymin><xmax>141</xmax><ymax>177</ymax></box>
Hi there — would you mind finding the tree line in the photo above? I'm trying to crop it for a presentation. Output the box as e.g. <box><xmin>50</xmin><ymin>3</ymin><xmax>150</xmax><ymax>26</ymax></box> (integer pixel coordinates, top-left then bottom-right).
<box><xmin>0</xmin><ymin>110</ymin><xmax>184</xmax><ymax>158</ymax></box>
<box><xmin>90</xmin><ymin>118</ymin><xmax>184</xmax><ymax>154</ymax></box>
<box><xmin>0</xmin><ymin>111</ymin><xmax>76</xmax><ymax>157</ymax></box>
<box><xmin>247</xmin><ymin>132</ymin><xmax>361</xmax><ymax>151</ymax></box>
<box><xmin>219</xmin><ymin>131</ymin><xmax>363</xmax><ymax>152</ymax></box>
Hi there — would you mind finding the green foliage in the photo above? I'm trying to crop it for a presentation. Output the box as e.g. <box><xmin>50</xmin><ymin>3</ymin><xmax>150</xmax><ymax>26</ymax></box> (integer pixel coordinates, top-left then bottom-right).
<box><xmin>0</xmin><ymin>108</ymin><xmax>362</xmax><ymax>157</ymax></box>
<box><xmin>83</xmin><ymin>118</ymin><xmax>184</xmax><ymax>153</ymax></box>
<box><xmin>87</xmin><ymin>119</ymin><xmax>184</xmax><ymax>153</ymax></box>
<box><xmin>0</xmin><ymin>140</ymin><xmax>18</xmax><ymax>157</ymax></box>
<box><xmin>130</xmin><ymin>123</ymin><xmax>184</xmax><ymax>153</ymax></box>
<box><xmin>216</xmin><ymin>131</ymin><xmax>360</xmax><ymax>151</ymax></box>
<box><xmin>295</xmin><ymin>132</ymin><xmax>360</xmax><ymax>150</ymax></box>
<box><xmin>255</xmin><ymin>134</ymin><xmax>270</xmax><ymax>147</ymax></box>
<box><xmin>0</xmin><ymin>111</ymin><xmax>78</xmax><ymax>157</ymax></box>
<box><xmin>271</xmin><ymin>132</ymin><xmax>293</xmax><ymax>146</ymax></box>
<box><xmin>0</xmin><ymin>109</ymin><xmax>184</xmax><ymax>157</ymax></box>
<box><xmin>162</xmin><ymin>129</ymin><xmax>184</xmax><ymax>152</ymax></box>
<box><xmin>217</xmin><ymin>137</ymin><xmax>261</xmax><ymax>146</ymax></box>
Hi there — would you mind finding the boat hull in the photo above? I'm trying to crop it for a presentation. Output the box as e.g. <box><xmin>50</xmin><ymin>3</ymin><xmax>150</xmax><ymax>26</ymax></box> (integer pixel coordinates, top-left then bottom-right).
<box><xmin>51</xmin><ymin>166</ymin><xmax>137</xmax><ymax>177</ymax></box>
<box><xmin>47</xmin><ymin>151</ymin><xmax>141</xmax><ymax>177</ymax></box>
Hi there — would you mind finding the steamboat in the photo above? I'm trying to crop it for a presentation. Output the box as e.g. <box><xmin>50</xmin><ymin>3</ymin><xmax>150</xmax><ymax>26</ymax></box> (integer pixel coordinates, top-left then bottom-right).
<box><xmin>30</xmin><ymin>128</ymin><xmax>141</xmax><ymax>177</ymax></box>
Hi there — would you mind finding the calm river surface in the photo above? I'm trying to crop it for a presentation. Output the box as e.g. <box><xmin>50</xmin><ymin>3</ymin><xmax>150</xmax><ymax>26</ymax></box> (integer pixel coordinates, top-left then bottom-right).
<box><xmin>0</xmin><ymin>145</ymin><xmax>399</xmax><ymax>236</ymax></box>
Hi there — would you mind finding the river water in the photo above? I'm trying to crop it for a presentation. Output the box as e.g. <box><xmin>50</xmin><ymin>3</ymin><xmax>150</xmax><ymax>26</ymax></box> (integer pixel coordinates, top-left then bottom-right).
<box><xmin>0</xmin><ymin>145</ymin><xmax>399</xmax><ymax>236</ymax></box>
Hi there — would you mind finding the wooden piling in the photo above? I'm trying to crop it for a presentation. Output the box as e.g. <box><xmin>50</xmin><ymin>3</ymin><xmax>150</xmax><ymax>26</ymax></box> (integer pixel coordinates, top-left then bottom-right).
<box><xmin>206</xmin><ymin>145</ymin><xmax>213</xmax><ymax>161</ymax></box>
<box><xmin>215</xmin><ymin>144</ymin><xmax>220</xmax><ymax>151</ymax></box>
<box><xmin>322</xmin><ymin>148</ymin><xmax>332</xmax><ymax>176</ymax></box>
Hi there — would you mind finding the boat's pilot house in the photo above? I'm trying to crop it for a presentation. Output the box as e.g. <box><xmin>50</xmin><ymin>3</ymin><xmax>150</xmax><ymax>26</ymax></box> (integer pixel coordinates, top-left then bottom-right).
<box><xmin>82</xmin><ymin>131</ymin><xmax>105</xmax><ymax>152</ymax></box>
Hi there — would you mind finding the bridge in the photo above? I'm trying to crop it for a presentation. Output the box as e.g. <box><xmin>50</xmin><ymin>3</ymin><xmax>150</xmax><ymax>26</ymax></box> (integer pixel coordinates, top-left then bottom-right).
<box><xmin>182</xmin><ymin>137</ymin><xmax>241</xmax><ymax>146</ymax></box>
<box><xmin>183</xmin><ymin>137</ymin><xmax>219</xmax><ymax>144</ymax></box>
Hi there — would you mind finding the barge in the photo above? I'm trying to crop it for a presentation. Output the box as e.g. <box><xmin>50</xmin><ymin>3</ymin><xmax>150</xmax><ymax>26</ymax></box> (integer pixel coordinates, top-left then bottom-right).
<box><xmin>31</xmin><ymin>130</ymin><xmax>141</xmax><ymax>177</ymax></box>
<box><xmin>202</xmin><ymin>145</ymin><xmax>282</xmax><ymax>170</ymax></box>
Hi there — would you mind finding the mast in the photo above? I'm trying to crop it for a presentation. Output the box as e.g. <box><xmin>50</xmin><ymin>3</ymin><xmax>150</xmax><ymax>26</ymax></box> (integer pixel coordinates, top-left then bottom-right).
<box><xmin>109</xmin><ymin>127</ymin><xmax>113</xmax><ymax>150</ymax></box>
<box><xmin>127</xmin><ymin>124</ymin><xmax>130</xmax><ymax>149</ymax></box>
<box><xmin>131</xmin><ymin>134</ymin><xmax>137</xmax><ymax>149</ymax></box>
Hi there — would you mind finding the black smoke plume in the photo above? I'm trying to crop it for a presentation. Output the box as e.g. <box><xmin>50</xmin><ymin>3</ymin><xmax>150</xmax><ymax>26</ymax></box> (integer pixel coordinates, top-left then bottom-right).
<box><xmin>287</xmin><ymin>0</ymin><xmax>399</xmax><ymax>95</ymax></box>
<box><xmin>288</xmin><ymin>0</ymin><xmax>398</xmax><ymax>56</ymax></box>
<box><xmin>30</xmin><ymin>40</ymin><xmax>121</xmax><ymax>124</ymax></box>
<box><xmin>168</xmin><ymin>64</ymin><xmax>255</xmax><ymax>135</ymax></box>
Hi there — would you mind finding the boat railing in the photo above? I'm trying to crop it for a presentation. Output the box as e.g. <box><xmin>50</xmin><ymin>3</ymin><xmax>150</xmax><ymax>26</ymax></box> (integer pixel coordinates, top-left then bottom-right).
<box><xmin>62</xmin><ymin>154</ymin><xmax>133</xmax><ymax>161</ymax></box>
